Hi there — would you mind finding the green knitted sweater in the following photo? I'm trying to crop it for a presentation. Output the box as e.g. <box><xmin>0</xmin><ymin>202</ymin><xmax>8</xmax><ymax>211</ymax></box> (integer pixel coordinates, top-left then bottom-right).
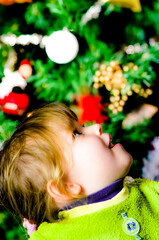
<box><xmin>29</xmin><ymin>177</ymin><xmax>159</xmax><ymax>240</ymax></box>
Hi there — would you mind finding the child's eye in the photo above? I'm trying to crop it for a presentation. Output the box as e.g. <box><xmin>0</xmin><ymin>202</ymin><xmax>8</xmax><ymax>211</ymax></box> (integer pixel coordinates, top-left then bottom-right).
<box><xmin>73</xmin><ymin>130</ymin><xmax>82</xmax><ymax>139</ymax></box>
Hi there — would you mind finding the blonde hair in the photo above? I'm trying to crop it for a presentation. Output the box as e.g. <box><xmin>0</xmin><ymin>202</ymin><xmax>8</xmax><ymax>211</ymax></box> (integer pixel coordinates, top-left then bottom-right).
<box><xmin>0</xmin><ymin>102</ymin><xmax>78</xmax><ymax>225</ymax></box>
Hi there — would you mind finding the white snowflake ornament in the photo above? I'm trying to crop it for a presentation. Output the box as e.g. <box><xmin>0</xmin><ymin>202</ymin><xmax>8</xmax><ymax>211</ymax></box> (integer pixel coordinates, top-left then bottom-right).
<box><xmin>0</xmin><ymin>70</ymin><xmax>27</xmax><ymax>99</ymax></box>
<box><xmin>142</xmin><ymin>137</ymin><xmax>159</xmax><ymax>181</ymax></box>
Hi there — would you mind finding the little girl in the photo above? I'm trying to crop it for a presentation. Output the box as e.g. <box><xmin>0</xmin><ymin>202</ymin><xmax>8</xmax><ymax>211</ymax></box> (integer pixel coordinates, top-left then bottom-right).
<box><xmin>0</xmin><ymin>102</ymin><xmax>159</xmax><ymax>240</ymax></box>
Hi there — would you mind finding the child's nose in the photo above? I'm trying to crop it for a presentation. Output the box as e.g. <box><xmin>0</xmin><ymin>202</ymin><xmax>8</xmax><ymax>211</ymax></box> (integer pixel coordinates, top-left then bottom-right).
<box><xmin>93</xmin><ymin>124</ymin><xmax>103</xmax><ymax>136</ymax></box>
<box><xmin>85</xmin><ymin>124</ymin><xmax>103</xmax><ymax>136</ymax></box>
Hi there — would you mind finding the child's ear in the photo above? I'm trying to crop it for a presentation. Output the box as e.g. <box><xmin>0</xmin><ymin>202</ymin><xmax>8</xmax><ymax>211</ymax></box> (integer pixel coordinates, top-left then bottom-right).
<box><xmin>47</xmin><ymin>179</ymin><xmax>82</xmax><ymax>201</ymax></box>
<box><xmin>65</xmin><ymin>182</ymin><xmax>82</xmax><ymax>196</ymax></box>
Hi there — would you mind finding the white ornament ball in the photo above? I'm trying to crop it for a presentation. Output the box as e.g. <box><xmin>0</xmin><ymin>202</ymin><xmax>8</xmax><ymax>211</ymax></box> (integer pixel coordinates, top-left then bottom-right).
<box><xmin>45</xmin><ymin>30</ymin><xmax>79</xmax><ymax>64</ymax></box>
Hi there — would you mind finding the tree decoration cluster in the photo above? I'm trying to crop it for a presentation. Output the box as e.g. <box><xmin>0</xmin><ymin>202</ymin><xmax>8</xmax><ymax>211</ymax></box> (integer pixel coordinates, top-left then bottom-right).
<box><xmin>1</xmin><ymin>0</ymin><xmax>159</xmax><ymax>238</ymax></box>
<box><xmin>93</xmin><ymin>61</ymin><xmax>153</xmax><ymax>114</ymax></box>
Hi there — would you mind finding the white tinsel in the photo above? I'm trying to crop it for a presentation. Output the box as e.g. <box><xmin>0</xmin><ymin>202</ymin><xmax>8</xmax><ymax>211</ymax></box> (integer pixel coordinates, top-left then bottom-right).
<box><xmin>81</xmin><ymin>0</ymin><xmax>103</xmax><ymax>25</ymax></box>
<box><xmin>142</xmin><ymin>137</ymin><xmax>159</xmax><ymax>181</ymax></box>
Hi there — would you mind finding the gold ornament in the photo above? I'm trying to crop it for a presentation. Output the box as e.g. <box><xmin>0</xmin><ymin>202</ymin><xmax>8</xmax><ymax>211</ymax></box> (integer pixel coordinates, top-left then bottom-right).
<box><xmin>146</xmin><ymin>89</ymin><xmax>153</xmax><ymax>95</ymax></box>
<box><xmin>122</xmin><ymin>95</ymin><xmax>128</xmax><ymax>101</ymax></box>
<box><xmin>132</xmin><ymin>85</ymin><xmax>153</xmax><ymax>98</ymax></box>
<box><xmin>114</xmin><ymin>102</ymin><xmax>119</xmax><ymax>107</ymax></box>
<box><xmin>108</xmin><ymin>104</ymin><xmax>114</xmax><ymax>110</ymax></box>
<box><xmin>127</xmin><ymin>90</ymin><xmax>133</xmax><ymax>96</ymax></box>
<box><xmin>119</xmin><ymin>100</ymin><xmax>125</xmax><ymax>106</ymax></box>
<box><xmin>117</xmin><ymin>106</ymin><xmax>123</xmax><ymax>112</ymax></box>
<box><xmin>93</xmin><ymin>83</ymin><xmax>99</xmax><ymax>89</ymax></box>
<box><xmin>93</xmin><ymin>61</ymin><xmax>128</xmax><ymax>114</ymax></box>
<box><xmin>93</xmin><ymin>61</ymin><xmax>153</xmax><ymax>114</ymax></box>
<box><xmin>94</xmin><ymin>61</ymin><xmax>126</xmax><ymax>91</ymax></box>
<box><xmin>110</xmin><ymin>96</ymin><xmax>115</xmax><ymax>102</ymax></box>
<box><xmin>123</xmin><ymin>66</ymin><xmax>129</xmax><ymax>72</ymax></box>
<box><xmin>102</xmin><ymin>0</ymin><xmax>141</xmax><ymax>12</ymax></box>
<box><xmin>112</xmin><ymin>109</ymin><xmax>118</xmax><ymax>114</ymax></box>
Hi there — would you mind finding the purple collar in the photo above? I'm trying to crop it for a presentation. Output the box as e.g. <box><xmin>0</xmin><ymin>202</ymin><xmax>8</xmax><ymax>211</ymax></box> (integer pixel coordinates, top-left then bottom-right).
<box><xmin>60</xmin><ymin>178</ymin><xmax>124</xmax><ymax>211</ymax></box>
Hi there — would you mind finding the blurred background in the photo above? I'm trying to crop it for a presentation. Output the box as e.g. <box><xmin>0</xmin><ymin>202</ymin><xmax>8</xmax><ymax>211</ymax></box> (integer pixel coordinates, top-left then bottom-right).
<box><xmin>0</xmin><ymin>0</ymin><xmax>159</xmax><ymax>239</ymax></box>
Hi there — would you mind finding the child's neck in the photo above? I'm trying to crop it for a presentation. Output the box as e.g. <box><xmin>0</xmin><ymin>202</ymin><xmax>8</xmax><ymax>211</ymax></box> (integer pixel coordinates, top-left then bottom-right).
<box><xmin>59</xmin><ymin>178</ymin><xmax>124</xmax><ymax>211</ymax></box>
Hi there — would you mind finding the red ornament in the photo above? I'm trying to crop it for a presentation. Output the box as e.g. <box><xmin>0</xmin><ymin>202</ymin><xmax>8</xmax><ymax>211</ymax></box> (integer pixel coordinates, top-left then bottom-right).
<box><xmin>20</xmin><ymin>59</ymin><xmax>31</xmax><ymax>66</ymax></box>
<box><xmin>78</xmin><ymin>95</ymin><xmax>108</xmax><ymax>125</ymax></box>
<box><xmin>1</xmin><ymin>91</ymin><xmax>29</xmax><ymax>116</ymax></box>
<box><xmin>0</xmin><ymin>0</ymin><xmax>32</xmax><ymax>5</ymax></box>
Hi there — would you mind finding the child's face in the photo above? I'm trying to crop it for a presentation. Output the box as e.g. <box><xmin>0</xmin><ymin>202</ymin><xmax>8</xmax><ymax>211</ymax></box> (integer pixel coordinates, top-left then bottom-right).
<box><xmin>63</xmin><ymin>122</ymin><xmax>133</xmax><ymax>195</ymax></box>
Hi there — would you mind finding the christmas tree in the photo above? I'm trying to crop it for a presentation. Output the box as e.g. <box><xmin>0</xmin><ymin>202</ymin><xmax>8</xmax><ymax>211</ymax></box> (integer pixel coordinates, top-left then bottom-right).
<box><xmin>0</xmin><ymin>0</ymin><xmax>159</xmax><ymax>239</ymax></box>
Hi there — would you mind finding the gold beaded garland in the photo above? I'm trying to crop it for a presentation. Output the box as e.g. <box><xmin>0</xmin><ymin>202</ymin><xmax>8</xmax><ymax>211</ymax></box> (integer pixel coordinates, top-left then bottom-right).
<box><xmin>93</xmin><ymin>61</ymin><xmax>153</xmax><ymax>114</ymax></box>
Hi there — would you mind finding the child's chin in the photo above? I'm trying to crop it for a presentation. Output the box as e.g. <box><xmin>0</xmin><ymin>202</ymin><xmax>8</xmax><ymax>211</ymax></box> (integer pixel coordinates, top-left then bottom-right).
<box><xmin>126</xmin><ymin>157</ymin><xmax>133</xmax><ymax>172</ymax></box>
